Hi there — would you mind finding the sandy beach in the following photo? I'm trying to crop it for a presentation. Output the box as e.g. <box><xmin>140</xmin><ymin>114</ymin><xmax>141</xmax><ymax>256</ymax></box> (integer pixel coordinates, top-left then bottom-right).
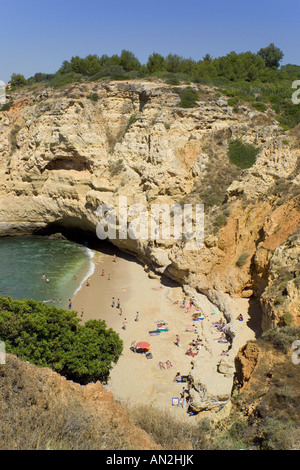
<box><xmin>72</xmin><ymin>246</ymin><xmax>259</xmax><ymax>420</ymax></box>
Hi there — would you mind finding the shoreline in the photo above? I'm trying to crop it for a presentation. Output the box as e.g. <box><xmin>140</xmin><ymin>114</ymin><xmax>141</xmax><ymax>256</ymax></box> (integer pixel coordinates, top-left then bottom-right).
<box><xmin>71</xmin><ymin>246</ymin><xmax>258</xmax><ymax>420</ymax></box>
<box><xmin>71</xmin><ymin>247</ymin><xmax>96</xmax><ymax>300</ymax></box>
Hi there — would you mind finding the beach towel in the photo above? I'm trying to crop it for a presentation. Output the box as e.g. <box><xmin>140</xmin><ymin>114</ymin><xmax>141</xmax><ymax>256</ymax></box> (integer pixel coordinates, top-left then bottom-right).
<box><xmin>149</xmin><ymin>330</ymin><xmax>160</xmax><ymax>336</ymax></box>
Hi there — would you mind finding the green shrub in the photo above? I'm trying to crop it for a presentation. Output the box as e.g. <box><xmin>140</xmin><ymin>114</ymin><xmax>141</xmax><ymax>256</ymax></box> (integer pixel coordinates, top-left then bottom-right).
<box><xmin>108</xmin><ymin>159</ymin><xmax>124</xmax><ymax>176</ymax></box>
<box><xmin>0</xmin><ymin>296</ymin><xmax>123</xmax><ymax>384</ymax></box>
<box><xmin>256</xmin><ymin>418</ymin><xmax>294</xmax><ymax>450</ymax></box>
<box><xmin>10</xmin><ymin>73</ymin><xmax>27</xmax><ymax>89</ymax></box>
<box><xmin>173</xmin><ymin>86</ymin><xmax>198</xmax><ymax>108</ymax></box>
<box><xmin>91</xmin><ymin>65</ymin><xmax>126</xmax><ymax>80</ymax></box>
<box><xmin>214</xmin><ymin>213</ymin><xmax>228</xmax><ymax>230</ymax></box>
<box><xmin>86</xmin><ymin>92</ymin><xmax>99</xmax><ymax>102</ymax></box>
<box><xmin>124</xmin><ymin>114</ymin><xmax>137</xmax><ymax>134</ymax></box>
<box><xmin>166</xmin><ymin>77</ymin><xmax>180</xmax><ymax>85</ymax></box>
<box><xmin>0</xmin><ymin>100</ymin><xmax>13</xmax><ymax>112</ymax></box>
<box><xmin>50</xmin><ymin>72</ymin><xmax>83</xmax><ymax>88</ymax></box>
<box><xmin>228</xmin><ymin>139</ymin><xmax>260</xmax><ymax>169</ymax></box>
<box><xmin>236</xmin><ymin>252</ymin><xmax>249</xmax><ymax>267</ymax></box>
<box><xmin>262</xmin><ymin>326</ymin><xmax>300</xmax><ymax>353</ymax></box>
<box><xmin>10</xmin><ymin>125</ymin><xmax>21</xmax><ymax>153</ymax></box>
<box><xmin>276</xmin><ymin>101</ymin><xmax>300</xmax><ymax>129</ymax></box>
<box><xmin>227</xmin><ymin>98</ymin><xmax>238</xmax><ymax>106</ymax></box>
<box><xmin>279</xmin><ymin>312</ymin><xmax>294</xmax><ymax>326</ymax></box>
<box><xmin>252</xmin><ymin>102</ymin><xmax>268</xmax><ymax>112</ymax></box>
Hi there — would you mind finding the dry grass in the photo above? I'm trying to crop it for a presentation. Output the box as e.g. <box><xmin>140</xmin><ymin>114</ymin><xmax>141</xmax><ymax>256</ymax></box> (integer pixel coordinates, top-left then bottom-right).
<box><xmin>128</xmin><ymin>404</ymin><xmax>211</xmax><ymax>450</ymax></box>
<box><xmin>0</xmin><ymin>355</ymin><xmax>133</xmax><ymax>450</ymax></box>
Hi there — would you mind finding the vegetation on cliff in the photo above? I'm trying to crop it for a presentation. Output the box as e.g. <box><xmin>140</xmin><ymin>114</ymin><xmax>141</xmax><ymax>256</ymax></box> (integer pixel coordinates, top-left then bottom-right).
<box><xmin>0</xmin><ymin>297</ymin><xmax>123</xmax><ymax>384</ymax></box>
<box><xmin>6</xmin><ymin>43</ymin><xmax>300</xmax><ymax>129</ymax></box>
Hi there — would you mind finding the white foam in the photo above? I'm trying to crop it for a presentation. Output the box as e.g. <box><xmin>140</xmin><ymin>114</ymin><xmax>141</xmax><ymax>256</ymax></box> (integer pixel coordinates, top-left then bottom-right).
<box><xmin>72</xmin><ymin>247</ymin><xmax>95</xmax><ymax>298</ymax></box>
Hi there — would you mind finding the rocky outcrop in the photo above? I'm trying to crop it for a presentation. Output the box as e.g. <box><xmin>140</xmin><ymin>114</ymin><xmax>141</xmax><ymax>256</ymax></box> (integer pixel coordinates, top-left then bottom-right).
<box><xmin>0</xmin><ymin>79</ymin><xmax>299</xmax><ymax>331</ymax></box>
<box><xmin>259</xmin><ymin>232</ymin><xmax>300</xmax><ymax>329</ymax></box>
<box><xmin>234</xmin><ymin>342</ymin><xmax>261</xmax><ymax>389</ymax></box>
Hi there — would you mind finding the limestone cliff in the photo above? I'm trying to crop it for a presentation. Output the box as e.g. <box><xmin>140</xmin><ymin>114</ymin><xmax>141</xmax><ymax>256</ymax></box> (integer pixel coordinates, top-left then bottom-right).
<box><xmin>0</xmin><ymin>79</ymin><xmax>299</xmax><ymax>328</ymax></box>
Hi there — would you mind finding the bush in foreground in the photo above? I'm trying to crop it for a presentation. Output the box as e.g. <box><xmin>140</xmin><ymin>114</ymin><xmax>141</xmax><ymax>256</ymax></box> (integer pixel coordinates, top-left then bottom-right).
<box><xmin>0</xmin><ymin>296</ymin><xmax>123</xmax><ymax>384</ymax></box>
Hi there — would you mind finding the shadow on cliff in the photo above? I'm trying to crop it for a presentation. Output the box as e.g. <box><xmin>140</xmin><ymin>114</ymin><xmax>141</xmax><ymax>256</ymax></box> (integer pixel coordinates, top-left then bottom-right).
<box><xmin>247</xmin><ymin>296</ymin><xmax>263</xmax><ymax>338</ymax></box>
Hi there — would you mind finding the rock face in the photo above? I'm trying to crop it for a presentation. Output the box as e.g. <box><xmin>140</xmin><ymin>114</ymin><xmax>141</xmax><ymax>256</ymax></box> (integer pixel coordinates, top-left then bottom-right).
<box><xmin>234</xmin><ymin>342</ymin><xmax>261</xmax><ymax>389</ymax></box>
<box><xmin>0</xmin><ymin>79</ymin><xmax>299</xmax><ymax>329</ymax></box>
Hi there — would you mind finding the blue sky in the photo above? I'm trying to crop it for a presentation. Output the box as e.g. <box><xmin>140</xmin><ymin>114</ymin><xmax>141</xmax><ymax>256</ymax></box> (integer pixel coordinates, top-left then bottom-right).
<box><xmin>0</xmin><ymin>0</ymin><xmax>299</xmax><ymax>83</ymax></box>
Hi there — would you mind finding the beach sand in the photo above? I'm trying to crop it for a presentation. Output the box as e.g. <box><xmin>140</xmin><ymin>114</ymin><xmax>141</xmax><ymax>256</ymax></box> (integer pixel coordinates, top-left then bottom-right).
<box><xmin>72</xmin><ymin>246</ymin><xmax>259</xmax><ymax>421</ymax></box>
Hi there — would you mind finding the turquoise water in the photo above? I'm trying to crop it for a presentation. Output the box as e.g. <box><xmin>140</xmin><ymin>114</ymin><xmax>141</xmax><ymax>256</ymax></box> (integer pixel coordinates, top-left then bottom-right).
<box><xmin>0</xmin><ymin>236</ymin><xmax>94</xmax><ymax>309</ymax></box>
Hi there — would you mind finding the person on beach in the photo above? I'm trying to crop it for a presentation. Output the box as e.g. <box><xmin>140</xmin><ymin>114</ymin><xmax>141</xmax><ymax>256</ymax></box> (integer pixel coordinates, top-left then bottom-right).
<box><xmin>81</xmin><ymin>308</ymin><xmax>84</xmax><ymax>318</ymax></box>
<box><xmin>117</xmin><ymin>299</ymin><xmax>120</xmax><ymax>309</ymax></box>
<box><xmin>41</xmin><ymin>273</ymin><xmax>45</xmax><ymax>280</ymax></box>
<box><xmin>101</xmin><ymin>269</ymin><xmax>104</xmax><ymax>277</ymax></box>
<box><xmin>68</xmin><ymin>299</ymin><xmax>72</xmax><ymax>310</ymax></box>
<box><xmin>122</xmin><ymin>318</ymin><xmax>127</xmax><ymax>330</ymax></box>
<box><xmin>59</xmin><ymin>298</ymin><xmax>61</xmax><ymax>305</ymax></box>
<box><xmin>113</xmin><ymin>254</ymin><xmax>117</xmax><ymax>263</ymax></box>
<box><xmin>112</xmin><ymin>297</ymin><xmax>115</xmax><ymax>307</ymax></box>
<box><xmin>86</xmin><ymin>277</ymin><xmax>90</xmax><ymax>286</ymax></box>
<box><xmin>175</xmin><ymin>335</ymin><xmax>181</xmax><ymax>347</ymax></box>
<box><xmin>135</xmin><ymin>312</ymin><xmax>139</xmax><ymax>321</ymax></box>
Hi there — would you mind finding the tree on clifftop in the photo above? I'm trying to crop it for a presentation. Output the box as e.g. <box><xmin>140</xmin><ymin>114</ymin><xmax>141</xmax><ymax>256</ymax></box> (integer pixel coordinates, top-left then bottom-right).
<box><xmin>257</xmin><ymin>43</ymin><xmax>284</xmax><ymax>69</ymax></box>
<box><xmin>147</xmin><ymin>52</ymin><xmax>166</xmax><ymax>73</ymax></box>
<box><xmin>10</xmin><ymin>73</ymin><xmax>27</xmax><ymax>89</ymax></box>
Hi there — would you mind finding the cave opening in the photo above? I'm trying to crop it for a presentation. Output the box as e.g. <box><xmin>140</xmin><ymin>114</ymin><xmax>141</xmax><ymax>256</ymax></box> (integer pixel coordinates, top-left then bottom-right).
<box><xmin>42</xmin><ymin>157</ymin><xmax>91</xmax><ymax>173</ymax></box>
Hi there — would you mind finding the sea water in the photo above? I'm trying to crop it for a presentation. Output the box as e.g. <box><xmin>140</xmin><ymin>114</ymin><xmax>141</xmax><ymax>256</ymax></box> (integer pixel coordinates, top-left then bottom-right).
<box><xmin>0</xmin><ymin>236</ymin><xmax>94</xmax><ymax>309</ymax></box>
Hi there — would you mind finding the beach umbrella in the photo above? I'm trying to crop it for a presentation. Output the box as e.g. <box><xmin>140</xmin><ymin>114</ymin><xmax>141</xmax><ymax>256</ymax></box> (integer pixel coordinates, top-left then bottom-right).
<box><xmin>136</xmin><ymin>342</ymin><xmax>150</xmax><ymax>349</ymax></box>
